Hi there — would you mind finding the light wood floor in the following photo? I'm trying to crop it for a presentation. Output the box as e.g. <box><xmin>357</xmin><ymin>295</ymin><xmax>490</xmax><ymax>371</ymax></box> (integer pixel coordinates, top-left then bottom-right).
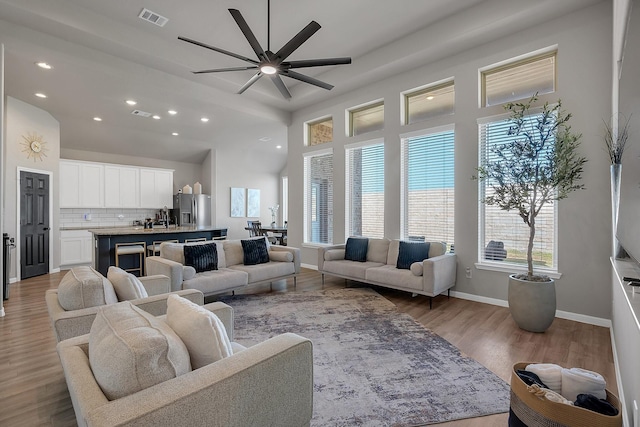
<box><xmin>0</xmin><ymin>269</ymin><xmax>616</xmax><ymax>426</ymax></box>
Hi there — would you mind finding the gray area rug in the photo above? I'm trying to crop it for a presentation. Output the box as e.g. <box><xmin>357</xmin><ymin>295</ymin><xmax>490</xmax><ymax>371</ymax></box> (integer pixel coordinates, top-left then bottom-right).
<box><xmin>219</xmin><ymin>288</ymin><xmax>509</xmax><ymax>426</ymax></box>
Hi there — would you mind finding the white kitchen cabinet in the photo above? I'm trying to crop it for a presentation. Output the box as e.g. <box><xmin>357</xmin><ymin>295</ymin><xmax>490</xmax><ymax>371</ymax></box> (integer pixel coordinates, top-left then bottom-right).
<box><xmin>139</xmin><ymin>168</ymin><xmax>173</xmax><ymax>208</ymax></box>
<box><xmin>104</xmin><ymin>166</ymin><xmax>140</xmax><ymax>208</ymax></box>
<box><xmin>60</xmin><ymin>230</ymin><xmax>93</xmax><ymax>267</ymax></box>
<box><xmin>60</xmin><ymin>160</ymin><xmax>104</xmax><ymax>208</ymax></box>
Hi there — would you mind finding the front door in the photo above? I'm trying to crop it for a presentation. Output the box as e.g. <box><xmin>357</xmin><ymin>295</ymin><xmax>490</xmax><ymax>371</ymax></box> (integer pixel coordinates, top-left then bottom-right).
<box><xmin>20</xmin><ymin>171</ymin><xmax>50</xmax><ymax>279</ymax></box>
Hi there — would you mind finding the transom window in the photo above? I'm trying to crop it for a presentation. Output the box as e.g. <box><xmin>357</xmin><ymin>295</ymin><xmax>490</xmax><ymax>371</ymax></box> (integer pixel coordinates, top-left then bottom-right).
<box><xmin>403</xmin><ymin>80</ymin><xmax>455</xmax><ymax>125</ymax></box>
<box><xmin>345</xmin><ymin>141</ymin><xmax>385</xmax><ymax>238</ymax></box>
<box><xmin>303</xmin><ymin>150</ymin><xmax>334</xmax><ymax>244</ymax></box>
<box><xmin>481</xmin><ymin>51</ymin><xmax>556</xmax><ymax>107</ymax></box>
<box><xmin>306</xmin><ymin>117</ymin><xmax>333</xmax><ymax>146</ymax></box>
<box><xmin>348</xmin><ymin>101</ymin><xmax>384</xmax><ymax>136</ymax></box>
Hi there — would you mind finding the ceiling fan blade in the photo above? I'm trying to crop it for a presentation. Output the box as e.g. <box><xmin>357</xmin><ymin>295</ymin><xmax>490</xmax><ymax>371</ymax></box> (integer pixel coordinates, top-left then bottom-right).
<box><xmin>282</xmin><ymin>70</ymin><xmax>334</xmax><ymax>90</ymax></box>
<box><xmin>283</xmin><ymin>57</ymin><xmax>352</xmax><ymax>69</ymax></box>
<box><xmin>274</xmin><ymin>21</ymin><xmax>321</xmax><ymax>63</ymax></box>
<box><xmin>237</xmin><ymin>72</ymin><xmax>264</xmax><ymax>94</ymax></box>
<box><xmin>178</xmin><ymin>36</ymin><xmax>259</xmax><ymax>65</ymax></box>
<box><xmin>228</xmin><ymin>9</ymin><xmax>267</xmax><ymax>62</ymax></box>
<box><xmin>270</xmin><ymin>74</ymin><xmax>292</xmax><ymax>99</ymax></box>
<box><xmin>193</xmin><ymin>66</ymin><xmax>259</xmax><ymax>74</ymax></box>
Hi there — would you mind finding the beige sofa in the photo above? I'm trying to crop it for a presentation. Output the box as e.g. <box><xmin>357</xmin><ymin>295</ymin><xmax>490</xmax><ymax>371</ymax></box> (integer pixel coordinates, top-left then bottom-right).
<box><xmin>318</xmin><ymin>238</ymin><xmax>457</xmax><ymax>308</ymax></box>
<box><xmin>146</xmin><ymin>237</ymin><xmax>301</xmax><ymax>296</ymax></box>
<box><xmin>57</xmin><ymin>300</ymin><xmax>313</xmax><ymax>427</ymax></box>
<box><xmin>46</xmin><ymin>266</ymin><xmax>204</xmax><ymax>342</ymax></box>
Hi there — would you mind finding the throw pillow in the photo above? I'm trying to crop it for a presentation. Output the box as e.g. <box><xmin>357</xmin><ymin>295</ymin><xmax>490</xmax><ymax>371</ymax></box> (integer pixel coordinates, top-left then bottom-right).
<box><xmin>184</xmin><ymin>243</ymin><xmax>218</xmax><ymax>273</ymax></box>
<box><xmin>241</xmin><ymin>238</ymin><xmax>270</xmax><ymax>265</ymax></box>
<box><xmin>166</xmin><ymin>294</ymin><xmax>233</xmax><ymax>369</ymax></box>
<box><xmin>396</xmin><ymin>241</ymin><xmax>431</xmax><ymax>270</ymax></box>
<box><xmin>57</xmin><ymin>266</ymin><xmax>118</xmax><ymax>311</ymax></box>
<box><xmin>89</xmin><ymin>302</ymin><xmax>191</xmax><ymax>400</ymax></box>
<box><xmin>269</xmin><ymin>251</ymin><xmax>293</xmax><ymax>262</ymax></box>
<box><xmin>107</xmin><ymin>266</ymin><xmax>149</xmax><ymax>301</ymax></box>
<box><xmin>344</xmin><ymin>237</ymin><xmax>369</xmax><ymax>262</ymax></box>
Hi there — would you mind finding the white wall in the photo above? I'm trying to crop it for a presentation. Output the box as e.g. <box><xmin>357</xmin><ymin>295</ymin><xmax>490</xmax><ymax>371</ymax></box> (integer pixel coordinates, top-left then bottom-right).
<box><xmin>287</xmin><ymin>2</ymin><xmax>612</xmax><ymax>319</ymax></box>
<box><xmin>5</xmin><ymin>96</ymin><xmax>61</xmax><ymax>278</ymax></box>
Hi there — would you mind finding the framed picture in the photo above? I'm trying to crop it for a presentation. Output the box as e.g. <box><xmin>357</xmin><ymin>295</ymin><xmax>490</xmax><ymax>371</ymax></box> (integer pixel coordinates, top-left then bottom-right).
<box><xmin>247</xmin><ymin>188</ymin><xmax>260</xmax><ymax>217</ymax></box>
<box><xmin>230</xmin><ymin>187</ymin><xmax>246</xmax><ymax>217</ymax></box>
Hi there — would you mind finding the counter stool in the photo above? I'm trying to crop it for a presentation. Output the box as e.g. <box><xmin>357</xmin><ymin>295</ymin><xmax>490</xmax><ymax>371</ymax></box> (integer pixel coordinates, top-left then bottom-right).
<box><xmin>185</xmin><ymin>238</ymin><xmax>207</xmax><ymax>243</ymax></box>
<box><xmin>147</xmin><ymin>239</ymin><xmax>178</xmax><ymax>257</ymax></box>
<box><xmin>115</xmin><ymin>242</ymin><xmax>146</xmax><ymax>276</ymax></box>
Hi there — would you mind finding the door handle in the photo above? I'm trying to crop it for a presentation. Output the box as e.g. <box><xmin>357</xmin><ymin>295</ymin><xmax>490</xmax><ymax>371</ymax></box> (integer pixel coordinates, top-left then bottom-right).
<box><xmin>43</xmin><ymin>227</ymin><xmax>50</xmax><ymax>231</ymax></box>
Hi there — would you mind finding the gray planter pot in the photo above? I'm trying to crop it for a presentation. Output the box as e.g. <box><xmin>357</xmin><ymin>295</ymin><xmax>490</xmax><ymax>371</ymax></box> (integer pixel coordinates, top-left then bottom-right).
<box><xmin>508</xmin><ymin>274</ymin><xmax>556</xmax><ymax>333</ymax></box>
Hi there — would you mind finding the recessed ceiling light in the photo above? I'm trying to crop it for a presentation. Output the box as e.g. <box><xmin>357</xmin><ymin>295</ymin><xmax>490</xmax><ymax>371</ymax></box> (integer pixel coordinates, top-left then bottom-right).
<box><xmin>35</xmin><ymin>93</ymin><xmax>47</xmax><ymax>98</ymax></box>
<box><xmin>93</xmin><ymin>117</ymin><xmax>102</xmax><ymax>122</ymax></box>
<box><xmin>168</xmin><ymin>110</ymin><xmax>177</xmax><ymax>115</ymax></box>
<box><xmin>172</xmin><ymin>132</ymin><xmax>179</xmax><ymax>136</ymax></box>
<box><xmin>276</xmin><ymin>145</ymin><xmax>282</xmax><ymax>149</ymax></box>
<box><xmin>426</xmin><ymin>96</ymin><xmax>435</xmax><ymax>100</ymax></box>
<box><xmin>36</xmin><ymin>62</ymin><xmax>52</xmax><ymax>69</ymax></box>
<box><xmin>126</xmin><ymin>99</ymin><xmax>137</xmax><ymax>106</ymax></box>
<box><xmin>152</xmin><ymin>115</ymin><xmax>161</xmax><ymax>120</ymax></box>
<box><xmin>200</xmin><ymin>117</ymin><xmax>209</xmax><ymax>123</ymax></box>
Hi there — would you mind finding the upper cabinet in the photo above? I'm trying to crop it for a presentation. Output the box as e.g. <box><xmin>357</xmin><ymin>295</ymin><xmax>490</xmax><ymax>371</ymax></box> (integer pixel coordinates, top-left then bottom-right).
<box><xmin>60</xmin><ymin>160</ymin><xmax>173</xmax><ymax>209</ymax></box>
<box><xmin>60</xmin><ymin>160</ymin><xmax>104</xmax><ymax>208</ymax></box>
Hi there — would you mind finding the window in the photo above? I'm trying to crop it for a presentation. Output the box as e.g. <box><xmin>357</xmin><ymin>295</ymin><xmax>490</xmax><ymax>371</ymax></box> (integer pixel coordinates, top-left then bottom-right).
<box><xmin>304</xmin><ymin>150</ymin><xmax>333</xmax><ymax>244</ymax></box>
<box><xmin>282</xmin><ymin>176</ymin><xmax>288</xmax><ymax>225</ymax></box>
<box><xmin>306</xmin><ymin>117</ymin><xmax>333</xmax><ymax>146</ymax></box>
<box><xmin>401</xmin><ymin>128</ymin><xmax>454</xmax><ymax>248</ymax></box>
<box><xmin>348</xmin><ymin>101</ymin><xmax>384</xmax><ymax>136</ymax></box>
<box><xmin>404</xmin><ymin>81</ymin><xmax>455</xmax><ymax>125</ymax></box>
<box><xmin>345</xmin><ymin>141</ymin><xmax>384</xmax><ymax>238</ymax></box>
<box><xmin>478</xmin><ymin>113</ymin><xmax>556</xmax><ymax>270</ymax></box>
<box><xmin>481</xmin><ymin>51</ymin><xmax>556</xmax><ymax>107</ymax></box>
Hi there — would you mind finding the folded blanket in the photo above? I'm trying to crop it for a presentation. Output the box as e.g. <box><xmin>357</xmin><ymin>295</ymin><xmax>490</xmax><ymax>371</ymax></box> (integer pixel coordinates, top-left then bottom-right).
<box><xmin>575</xmin><ymin>393</ymin><xmax>618</xmax><ymax>416</ymax></box>
<box><xmin>526</xmin><ymin>363</ymin><xmax>563</xmax><ymax>394</ymax></box>
<box><xmin>561</xmin><ymin>368</ymin><xmax>606</xmax><ymax>401</ymax></box>
<box><xmin>516</xmin><ymin>370</ymin><xmax>548</xmax><ymax>388</ymax></box>
<box><xmin>527</xmin><ymin>384</ymin><xmax>574</xmax><ymax>405</ymax></box>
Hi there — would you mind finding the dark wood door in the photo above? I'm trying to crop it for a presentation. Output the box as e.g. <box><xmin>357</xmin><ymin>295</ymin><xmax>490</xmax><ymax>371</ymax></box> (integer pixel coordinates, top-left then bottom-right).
<box><xmin>20</xmin><ymin>171</ymin><xmax>50</xmax><ymax>279</ymax></box>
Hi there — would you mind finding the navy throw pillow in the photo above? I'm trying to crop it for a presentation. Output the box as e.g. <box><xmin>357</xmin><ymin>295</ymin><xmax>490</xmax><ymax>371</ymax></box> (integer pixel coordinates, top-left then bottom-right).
<box><xmin>241</xmin><ymin>238</ymin><xmax>270</xmax><ymax>265</ymax></box>
<box><xmin>184</xmin><ymin>243</ymin><xmax>218</xmax><ymax>273</ymax></box>
<box><xmin>344</xmin><ymin>237</ymin><xmax>369</xmax><ymax>262</ymax></box>
<box><xmin>396</xmin><ymin>241</ymin><xmax>430</xmax><ymax>270</ymax></box>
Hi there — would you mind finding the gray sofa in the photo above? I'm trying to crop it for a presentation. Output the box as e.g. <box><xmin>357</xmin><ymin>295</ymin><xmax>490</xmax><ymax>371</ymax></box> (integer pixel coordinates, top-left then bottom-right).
<box><xmin>58</xmin><ymin>301</ymin><xmax>313</xmax><ymax>427</ymax></box>
<box><xmin>146</xmin><ymin>237</ymin><xmax>301</xmax><ymax>296</ymax></box>
<box><xmin>318</xmin><ymin>238</ymin><xmax>457</xmax><ymax>307</ymax></box>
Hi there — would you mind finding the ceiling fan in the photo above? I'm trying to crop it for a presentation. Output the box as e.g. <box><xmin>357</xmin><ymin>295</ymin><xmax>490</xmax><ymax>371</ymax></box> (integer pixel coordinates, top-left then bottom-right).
<box><xmin>178</xmin><ymin>0</ymin><xmax>351</xmax><ymax>99</ymax></box>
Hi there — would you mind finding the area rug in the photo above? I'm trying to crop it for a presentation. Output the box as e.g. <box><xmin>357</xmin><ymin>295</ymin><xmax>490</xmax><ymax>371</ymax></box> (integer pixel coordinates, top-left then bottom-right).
<box><xmin>219</xmin><ymin>288</ymin><xmax>510</xmax><ymax>426</ymax></box>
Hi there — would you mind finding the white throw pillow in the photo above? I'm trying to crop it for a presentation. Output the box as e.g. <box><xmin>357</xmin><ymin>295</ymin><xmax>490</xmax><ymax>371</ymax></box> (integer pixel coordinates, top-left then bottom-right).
<box><xmin>89</xmin><ymin>302</ymin><xmax>191</xmax><ymax>400</ymax></box>
<box><xmin>269</xmin><ymin>251</ymin><xmax>293</xmax><ymax>262</ymax></box>
<box><xmin>57</xmin><ymin>266</ymin><xmax>118</xmax><ymax>310</ymax></box>
<box><xmin>107</xmin><ymin>266</ymin><xmax>148</xmax><ymax>301</ymax></box>
<box><xmin>166</xmin><ymin>294</ymin><xmax>233</xmax><ymax>369</ymax></box>
<box><xmin>410</xmin><ymin>262</ymin><xmax>423</xmax><ymax>277</ymax></box>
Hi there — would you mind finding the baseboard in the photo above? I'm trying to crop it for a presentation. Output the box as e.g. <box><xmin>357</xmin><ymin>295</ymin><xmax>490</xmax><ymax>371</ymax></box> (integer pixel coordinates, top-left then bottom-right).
<box><xmin>609</xmin><ymin>327</ymin><xmax>629</xmax><ymax>427</ymax></box>
<box><xmin>9</xmin><ymin>277</ymin><xmax>17</xmax><ymax>284</ymax></box>
<box><xmin>301</xmin><ymin>263</ymin><xmax>318</xmax><ymax>271</ymax></box>
<box><xmin>51</xmin><ymin>268</ymin><xmax>60</xmax><ymax>273</ymax></box>
<box><xmin>450</xmin><ymin>290</ymin><xmax>611</xmax><ymax>327</ymax></box>
<box><xmin>0</xmin><ymin>306</ymin><xmax>4</xmax><ymax>317</ymax></box>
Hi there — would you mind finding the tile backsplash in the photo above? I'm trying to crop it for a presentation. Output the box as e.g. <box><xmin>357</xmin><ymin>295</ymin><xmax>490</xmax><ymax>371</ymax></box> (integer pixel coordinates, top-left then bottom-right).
<box><xmin>60</xmin><ymin>208</ymin><xmax>160</xmax><ymax>228</ymax></box>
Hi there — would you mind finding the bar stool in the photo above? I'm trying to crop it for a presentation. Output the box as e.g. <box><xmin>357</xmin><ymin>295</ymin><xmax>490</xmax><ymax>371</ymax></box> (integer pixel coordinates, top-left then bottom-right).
<box><xmin>185</xmin><ymin>238</ymin><xmax>207</xmax><ymax>243</ymax></box>
<box><xmin>147</xmin><ymin>239</ymin><xmax>179</xmax><ymax>257</ymax></box>
<box><xmin>115</xmin><ymin>242</ymin><xmax>146</xmax><ymax>276</ymax></box>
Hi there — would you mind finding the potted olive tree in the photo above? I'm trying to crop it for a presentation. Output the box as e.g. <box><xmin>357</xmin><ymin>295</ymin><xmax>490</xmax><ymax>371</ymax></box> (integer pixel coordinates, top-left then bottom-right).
<box><xmin>475</xmin><ymin>94</ymin><xmax>587</xmax><ymax>332</ymax></box>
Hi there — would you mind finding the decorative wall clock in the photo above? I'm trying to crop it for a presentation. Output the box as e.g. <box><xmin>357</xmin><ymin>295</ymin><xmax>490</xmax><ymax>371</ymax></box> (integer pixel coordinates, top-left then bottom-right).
<box><xmin>20</xmin><ymin>131</ymin><xmax>48</xmax><ymax>161</ymax></box>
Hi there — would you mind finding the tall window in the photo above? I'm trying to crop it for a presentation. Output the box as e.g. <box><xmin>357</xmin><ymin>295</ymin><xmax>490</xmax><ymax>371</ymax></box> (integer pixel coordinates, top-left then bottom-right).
<box><xmin>345</xmin><ymin>141</ymin><xmax>384</xmax><ymax>238</ymax></box>
<box><xmin>282</xmin><ymin>176</ymin><xmax>288</xmax><ymax>225</ymax></box>
<box><xmin>404</xmin><ymin>80</ymin><xmax>455</xmax><ymax>125</ymax></box>
<box><xmin>481</xmin><ymin>51</ymin><xmax>556</xmax><ymax>107</ymax></box>
<box><xmin>306</xmin><ymin>117</ymin><xmax>333</xmax><ymax>146</ymax></box>
<box><xmin>401</xmin><ymin>128</ymin><xmax>454</xmax><ymax>248</ymax></box>
<box><xmin>304</xmin><ymin>150</ymin><xmax>333</xmax><ymax>244</ymax></box>
<box><xmin>348</xmin><ymin>101</ymin><xmax>384</xmax><ymax>136</ymax></box>
<box><xmin>478</xmin><ymin>114</ymin><xmax>556</xmax><ymax>270</ymax></box>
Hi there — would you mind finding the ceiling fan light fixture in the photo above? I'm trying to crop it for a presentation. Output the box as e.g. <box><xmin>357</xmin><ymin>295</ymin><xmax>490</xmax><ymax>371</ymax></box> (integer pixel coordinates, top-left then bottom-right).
<box><xmin>260</xmin><ymin>64</ymin><xmax>277</xmax><ymax>75</ymax></box>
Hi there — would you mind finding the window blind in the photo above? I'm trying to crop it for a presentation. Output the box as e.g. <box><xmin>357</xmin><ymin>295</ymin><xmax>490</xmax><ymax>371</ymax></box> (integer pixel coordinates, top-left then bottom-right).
<box><xmin>303</xmin><ymin>151</ymin><xmax>333</xmax><ymax>244</ymax></box>
<box><xmin>345</xmin><ymin>142</ymin><xmax>385</xmax><ymax>238</ymax></box>
<box><xmin>401</xmin><ymin>130</ymin><xmax>454</xmax><ymax>248</ymax></box>
<box><xmin>478</xmin><ymin>115</ymin><xmax>556</xmax><ymax>269</ymax></box>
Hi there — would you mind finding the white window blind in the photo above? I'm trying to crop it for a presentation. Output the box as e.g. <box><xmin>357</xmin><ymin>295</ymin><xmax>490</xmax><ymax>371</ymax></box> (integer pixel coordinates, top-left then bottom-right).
<box><xmin>405</xmin><ymin>81</ymin><xmax>455</xmax><ymax>125</ymax></box>
<box><xmin>345</xmin><ymin>142</ymin><xmax>385</xmax><ymax>238</ymax></box>
<box><xmin>303</xmin><ymin>150</ymin><xmax>333</xmax><ymax>244</ymax></box>
<box><xmin>282</xmin><ymin>176</ymin><xmax>288</xmax><ymax>225</ymax></box>
<box><xmin>401</xmin><ymin>129</ymin><xmax>454</xmax><ymax>248</ymax></box>
<box><xmin>478</xmin><ymin>114</ymin><xmax>556</xmax><ymax>269</ymax></box>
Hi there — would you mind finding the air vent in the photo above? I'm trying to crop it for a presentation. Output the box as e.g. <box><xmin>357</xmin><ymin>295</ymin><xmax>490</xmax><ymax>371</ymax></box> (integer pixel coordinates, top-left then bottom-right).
<box><xmin>131</xmin><ymin>109</ymin><xmax>152</xmax><ymax>118</ymax></box>
<box><xmin>138</xmin><ymin>8</ymin><xmax>168</xmax><ymax>27</ymax></box>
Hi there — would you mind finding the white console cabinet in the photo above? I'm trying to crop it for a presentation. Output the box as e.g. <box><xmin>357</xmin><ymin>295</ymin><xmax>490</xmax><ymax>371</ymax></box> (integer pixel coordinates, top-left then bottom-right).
<box><xmin>60</xmin><ymin>230</ymin><xmax>93</xmax><ymax>267</ymax></box>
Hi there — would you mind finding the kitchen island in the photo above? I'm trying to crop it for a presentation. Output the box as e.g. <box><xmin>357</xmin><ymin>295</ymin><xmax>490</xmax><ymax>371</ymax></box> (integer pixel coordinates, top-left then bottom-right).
<box><xmin>89</xmin><ymin>226</ymin><xmax>227</xmax><ymax>276</ymax></box>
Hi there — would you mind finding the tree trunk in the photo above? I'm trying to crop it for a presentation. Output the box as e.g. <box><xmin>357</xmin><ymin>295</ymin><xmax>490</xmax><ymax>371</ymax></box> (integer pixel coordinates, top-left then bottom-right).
<box><xmin>527</xmin><ymin>214</ymin><xmax>536</xmax><ymax>278</ymax></box>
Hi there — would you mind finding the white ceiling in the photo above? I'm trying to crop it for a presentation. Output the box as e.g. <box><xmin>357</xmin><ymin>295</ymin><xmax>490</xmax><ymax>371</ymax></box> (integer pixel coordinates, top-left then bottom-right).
<box><xmin>0</xmin><ymin>0</ymin><xmax>603</xmax><ymax>169</ymax></box>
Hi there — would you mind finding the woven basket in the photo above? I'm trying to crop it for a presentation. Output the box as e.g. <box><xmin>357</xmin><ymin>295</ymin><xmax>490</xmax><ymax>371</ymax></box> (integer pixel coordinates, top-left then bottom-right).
<box><xmin>510</xmin><ymin>362</ymin><xmax>622</xmax><ymax>427</ymax></box>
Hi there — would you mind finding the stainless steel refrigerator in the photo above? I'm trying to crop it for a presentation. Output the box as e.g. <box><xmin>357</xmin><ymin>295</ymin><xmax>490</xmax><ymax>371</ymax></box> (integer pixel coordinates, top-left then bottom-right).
<box><xmin>173</xmin><ymin>194</ymin><xmax>212</xmax><ymax>227</ymax></box>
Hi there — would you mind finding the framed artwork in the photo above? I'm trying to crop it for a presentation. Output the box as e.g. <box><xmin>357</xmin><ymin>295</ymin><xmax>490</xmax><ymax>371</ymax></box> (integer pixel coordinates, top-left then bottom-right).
<box><xmin>230</xmin><ymin>187</ymin><xmax>246</xmax><ymax>217</ymax></box>
<box><xmin>247</xmin><ymin>188</ymin><xmax>260</xmax><ymax>217</ymax></box>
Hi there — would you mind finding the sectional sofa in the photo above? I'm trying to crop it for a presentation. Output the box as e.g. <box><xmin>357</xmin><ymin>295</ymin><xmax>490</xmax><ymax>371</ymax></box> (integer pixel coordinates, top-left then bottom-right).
<box><xmin>318</xmin><ymin>238</ymin><xmax>457</xmax><ymax>307</ymax></box>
